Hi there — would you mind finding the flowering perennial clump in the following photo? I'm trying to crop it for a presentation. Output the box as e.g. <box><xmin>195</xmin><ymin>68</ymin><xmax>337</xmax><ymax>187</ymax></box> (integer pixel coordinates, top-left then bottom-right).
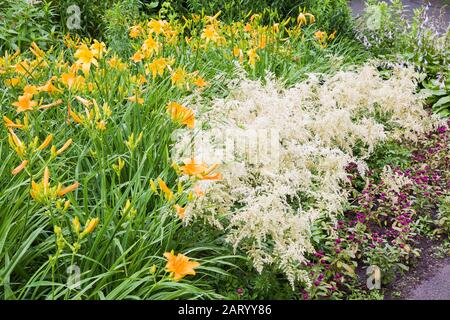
<box><xmin>174</xmin><ymin>63</ymin><xmax>443</xmax><ymax>286</ymax></box>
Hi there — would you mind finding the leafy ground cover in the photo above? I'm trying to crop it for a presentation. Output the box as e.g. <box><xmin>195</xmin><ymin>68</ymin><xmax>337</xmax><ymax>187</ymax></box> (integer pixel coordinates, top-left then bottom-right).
<box><xmin>0</xmin><ymin>0</ymin><xmax>448</xmax><ymax>300</ymax></box>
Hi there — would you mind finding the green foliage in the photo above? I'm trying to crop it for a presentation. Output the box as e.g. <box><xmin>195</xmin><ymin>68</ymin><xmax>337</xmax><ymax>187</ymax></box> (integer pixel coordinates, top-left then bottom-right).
<box><xmin>143</xmin><ymin>0</ymin><xmax>353</xmax><ymax>33</ymax></box>
<box><xmin>421</xmin><ymin>76</ymin><xmax>450</xmax><ymax>117</ymax></box>
<box><xmin>0</xmin><ymin>0</ymin><xmax>60</xmax><ymax>54</ymax></box>
<box><xmin>355</xmin><ymin>0</ymin><xmax>450</xmax><ymax>116</ymax></box>
<box><xmin>365</xmin><ymin>140</ymin><xmax>412</xmax><ymax>172</ymax></box>
<box><xmin>103</xmin><ymin>0</ymin><xmax>141</xmax><ymax>57</ymax></box>
<box><xmin>50</xmin><ymin>0</ymin><xmax>136</xmax><ymax>39</ymax></box>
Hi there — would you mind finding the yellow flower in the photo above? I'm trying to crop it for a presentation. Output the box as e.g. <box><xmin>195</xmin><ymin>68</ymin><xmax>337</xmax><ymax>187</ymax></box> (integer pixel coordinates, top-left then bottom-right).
<box><xmin>125</xmin><ymin>132</ymin><xmax>143</xmax><ymax>151</ymax></box>
<box><xmin>12</xmin><ymin>94</ymin><xmax>37</xmax><ymax>113</ymax></box>
<box><xmin>74</xmin><ymin>44</ymin><xmax>98</xmax><ymax>75</ymax></box>
<box><xmin>258</xmin><ymin>34</ymin><xmax>267</xmax><ymax>49</ymax></box>
<box><xmin>38</xmin><ymin>77</ymin><xmax>61</xmax><ymax>94</ymax></box>
<box><xmin>179</xmin><ymin>158</ymin><xmax>222</xmax><ymax>180</ymax></box>
<box><xmin>5</xmin><ymin>78</ymin><xmax>21</xmax><ymax>87</ymax></box>
<box><xmin>96</xmin><ymin>120</ymin><xmax>107</xmax><ymax>131</ymax></box>
<box><xmin>11</xmin><ymin>160</ymin><xmax>28</xmax><ymax>175</ymax></box>
<box><xmin>171</xmin><ymin>68</ymin><xmax>188</xmax><ymax>88</ymax></box>
<box><xmin>150</xmin><ymin>179</ymin><xmax>157</xmax><ymax>193</ymax></box>
<box><xmin>30</xmin><ymin>42</ymin><xmax>45</xmax><ymax>59</ymax></box>
<box><xmin>157</xmin><ymin>177</ymin><xmax>174</xmax><ymax>201</ymax></box>
<box><xmin>39</xmin><ymin>99</ymin><xmax>63</xmax><ymax>110</ymax></box>
<box><xmin>90</xmin><ymin>40</ymin><xmax>106</xmax><ymax>59</ymax></box>
<box><xmin>70</xmin><ymin>110</ymin><xmax>84</xmax><ymax>124</ymax></box>
<box><xmin>233</xmin><ymin>46</ymin><xmax>244</xmax><ymax>64</ymax></box>
<box><xmin>61</xmin><ymin>72</ymin><xmax>85</xmax><ymax>90</ymax></box>
<box><xmin>305</xmin><ymin>13</ymin><xmax>315</xmax><ymax>24</ymax></box>
<box><xmin>75</xmin><ymin>95</ymin><xmax>92</xmax><ymax>107</ymax></box>
<box><xmin>201</xmin><ymin>24</ymin><xmax>219</xmax><ymax>44</ymax></box>
<box><xmin>328</xmin><ymin>31</ymin><xmax>337</xmax><ymax>41</ymax></box>
<box><xmin>314</xmin><ymin>31</ymin><xmax>325</xmax><ymax>42</ymax></box>
<box><xmin>164</xmin><ymin>251</ymin><xmax>200</xmax><ymax>281</ymax></box>
<box><xmin>167</xmin><ymin>102</ymin><xmax>195</xmax><ymax>129</ymax></box>
<box><xmin>15</xmin><ymin>60</ymin><xmax>32</xmax><ymax>76</ymax></box>
<box><xmin>141</xmin><ymin>36</ymin><xmax>159</xmax><ymax>57</ymax></box>
<box><xmin>30</xmin><ymin>167</ymin><xmax>58</xmax><ymax>203</ymax></box>
<box><xmin>129</xmin><ymin>25</ymin><xmax>142</xmax><ymax>38</ymax></box>
<box><xmin>107</xmin><ymin>56</ymin><xmax>126</xmax><ymax>70</ymax></box>
<box><xmin>23</xmin><ymin>85</ymin><xmax>38</xmax><ymax>96</ymax></box>
<box><xmin>148</xmin><ymin>19</ymin><xmax>166</xmax><ymax>34</ymax></box>
<box><xmin>297</xmin><ymin>13</ymin><xmax>307</xmax><ymax>26</ymax></box>
<box><xmin>131</xmin><ymin>51</ymin><xmax>145</xmax><ymax>63</ymax></box>
<box><xmin>146</xmin><ymin>58</ymin><xmax>169</xmax><ymax>79</ymax></box>
<box><xmin>246</xmin><ymin>48</ymin><xmax>259</xmax><ymax>67</ymax></box>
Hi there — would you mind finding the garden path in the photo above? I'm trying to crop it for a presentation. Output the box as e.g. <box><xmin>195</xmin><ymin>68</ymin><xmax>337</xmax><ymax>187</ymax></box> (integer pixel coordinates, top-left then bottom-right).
<box><xmin>407</xmin><ymin>263</ymin><xmax>450</xmax><ymax>299</ymax></box>
<box><xmin>349</xmin><ymin>0</ymin><xmax>450</xmax><ymax>26</ymax></box>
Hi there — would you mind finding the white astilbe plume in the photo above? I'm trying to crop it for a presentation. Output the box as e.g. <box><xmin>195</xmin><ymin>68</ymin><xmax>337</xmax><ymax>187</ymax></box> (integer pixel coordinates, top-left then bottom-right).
<box><xmin>173</xmin><ymin>63</ymin><xmax>440</xmax><ymax>287</ymax></box>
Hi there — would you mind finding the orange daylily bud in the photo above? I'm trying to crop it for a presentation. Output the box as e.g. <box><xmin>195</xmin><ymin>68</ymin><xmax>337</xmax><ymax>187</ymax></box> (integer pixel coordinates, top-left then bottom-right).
<box><xmin>12</xmin><ymin>160</ymin><xmax>28</xmax><ymax>175</ymax></box>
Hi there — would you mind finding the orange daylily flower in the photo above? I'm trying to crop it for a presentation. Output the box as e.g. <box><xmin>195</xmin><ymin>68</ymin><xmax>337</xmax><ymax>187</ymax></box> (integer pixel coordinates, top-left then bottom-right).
<box><xmin>146</xmin><ymin>58</ymin><xmax>170</xmax><ymax>79</ymax></box>
<box><xmin>164</xmin><ymin>251</ymin><xmax>200</xmax><ymax>281</ymax></box>
<box><xmin>180</xmin><ymin>158</ymin><xmax>222</xmax><ymax>180</ymax></box>
<box><xmin>131</xmin><ymin>51</ymin><xmax>145</xmax><ymax>63</ymax></box>
<box><xmin>74</xmin><ymin>44</ymin><xmax>98</xmax><ymax>75</ymax></box>
<box><xmin>148</xmin><ymin>20</ymin><xmax>166</xmax><ymax>34</ymax></box>
<box><xmin>193</xmin><ymin>77</ymin><xmax>208</xmax><ymax>88</ymax></box>
<box><xmin>23</xmin><ymin>85</ymin><xmax>38</xmax><ymax>96</ymax></box>
<box><xmin>201</xmin><ymin>24</ymin><xmax>220</xmax><ymax>43</ymax></box>
<box><xmin>174</xmin><ymin>204</ymin><xmax>186</xmax><ymax>219</ymax></box>
<box><xmin>170</xmin><ymin>68</ymin><xmax>188</xmax><ymax>88</ymax></box>
<box><xmin>314</xmin><ymin>31</ymin><xmax>325</xmax><ymax>42</ymax></box>
<box><xmin>129</xmin><ymin>25</ymin><xmax>142</xmax><ymax>38</ymax></box>
<box><xmin>61</xmin><ymin>72</ymin><xmax>85</xmax><ymax>90</ymax></box>
<box><xmin>12</xmin><ymin>94</ymin><xmax>37</xmax><ymax>113</ymax></box>
<box><xmin>166</xmin><ymin>102</ymin><xmax>195</xmax><ymax>129</ymax></box>
<box><xmin>38</xmin><ymin>77</ymin><xmax>61</xmax><ymax>94</ymax></box>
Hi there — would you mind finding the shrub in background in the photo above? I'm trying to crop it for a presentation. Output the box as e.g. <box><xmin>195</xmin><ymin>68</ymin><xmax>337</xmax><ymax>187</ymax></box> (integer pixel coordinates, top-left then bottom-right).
<box><xmin>355</xmin><ymin>0</ymin><xmax>450</xmax><ymax>116</ymax></box>
<box><xmin>0</xmin><ymin>0</ymin><xmax>59</xmax><ymax>53</ymax></box>
<box><xmin>140</xmin><ymin>0</ymin><xmax>353</xmax><ymax>34</ymax></box>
